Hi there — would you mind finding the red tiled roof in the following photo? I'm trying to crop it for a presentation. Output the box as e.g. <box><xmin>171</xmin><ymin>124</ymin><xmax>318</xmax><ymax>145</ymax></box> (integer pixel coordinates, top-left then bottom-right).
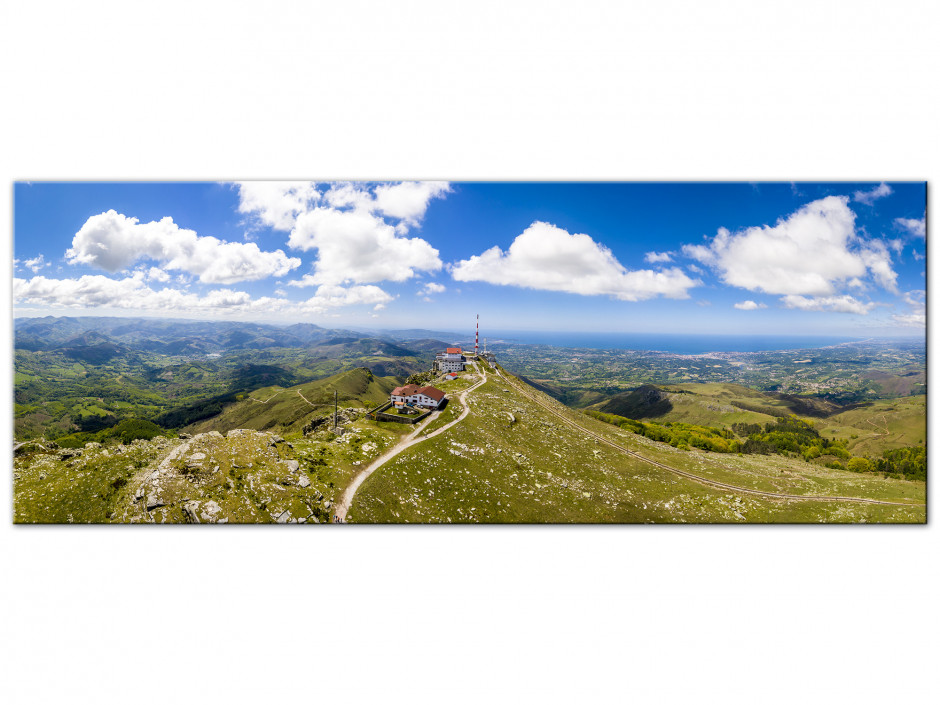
<box><xmin>391</xmin><ymin>384</ymin><xmax>421</xmax><ymax>397</ymax></box>
<box><xmin>417</xmin><ymin>385</ymin><xmax>446</xmax><ymax>401</ymax></box>
<box><xmin>446</xmin><ymin>347</ymin><xmax>462</xmax><ymax>354</ymax></box>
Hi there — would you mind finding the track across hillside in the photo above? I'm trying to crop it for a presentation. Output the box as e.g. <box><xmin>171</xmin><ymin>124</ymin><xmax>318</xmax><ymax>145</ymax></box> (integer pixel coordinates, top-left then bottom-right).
<box><xmin>493</xmin><ymin>365</ymin><xmax>924</xmax><ymax>508</ymax></box>
<box><xmin>333</xmin><ymin>363</ymin><xmax>489</xmax><ymax>522</ymax></box>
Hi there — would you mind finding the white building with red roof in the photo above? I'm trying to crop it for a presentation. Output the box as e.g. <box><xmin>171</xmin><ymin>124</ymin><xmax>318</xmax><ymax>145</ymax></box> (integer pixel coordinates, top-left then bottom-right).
<box><xmin>435</xmin><ymin>346</ymin><xmax>467</xmax><ymax>373</ymax></box>
<box><xmin>390</xmin><ymin>384</ymin><xmax>446</xmax><ymax>409</ymax></box>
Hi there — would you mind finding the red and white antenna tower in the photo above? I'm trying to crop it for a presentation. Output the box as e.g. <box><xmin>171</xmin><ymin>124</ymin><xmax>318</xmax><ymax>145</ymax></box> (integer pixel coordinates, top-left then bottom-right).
<box><xmin>475</xmin><ymin>314</ymin><xmax>479</xmax><ymax>355</ymax></box>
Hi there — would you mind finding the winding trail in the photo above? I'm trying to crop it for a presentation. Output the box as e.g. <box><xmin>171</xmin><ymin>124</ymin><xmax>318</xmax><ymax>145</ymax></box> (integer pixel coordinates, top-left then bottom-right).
<box><xmin>295</xmin><ymin>389</ymin><xmax>318</xmax><ymax>408</ymax></box>
<box><xmin>492</xmin><ymin>365</ymin><xmax>924</xmax><ymax>508</ymax></box>
<box><xmin>333</xmin><ymin>364</ymin><xmax>488</xmax><ymax>522</ymax></box>
<box><xmin>865</xmin><ymin>415</ymin><xmax>890</xmax><ymax>437</ymax></box>
<box><xmin>248</xmin><ymin>389</ymin><xmax>286</xmax><ymax>404</ymax></box>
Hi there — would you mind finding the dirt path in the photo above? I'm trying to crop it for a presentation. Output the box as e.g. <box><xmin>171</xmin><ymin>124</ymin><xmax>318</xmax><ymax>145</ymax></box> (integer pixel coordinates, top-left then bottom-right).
<box><xmin>493</xmin><ymin>366</ymin><xmax>923</xmax><ymax>508</ymax></box>
<box><xmin>865</xmin><ymin>415</ymin><xmax>890</xmax><ymax>436</ymax></box>
<box><xmin>248</xmin><ymin>389</ymin><xmax>286</xmax><ymax>403</ymax></box>
<box><xmin>332</xmin><ymin>364</ymin><xmax>489</xmax><ymax>522</ymax></box>
<box><xmin>118</xmin><ymin>437</ymin><xmax>194</xmax><ymax>522</ymax></box>
<box><xmin>295</xmin><ymin>389</ymin><xmax>318</xmax><ymax>408</ymax></box>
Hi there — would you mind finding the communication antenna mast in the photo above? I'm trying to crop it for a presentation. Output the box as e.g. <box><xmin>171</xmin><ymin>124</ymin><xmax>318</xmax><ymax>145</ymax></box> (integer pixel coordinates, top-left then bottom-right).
<box><xmin>475</xmin><ymin>314</ymin><xmax>479</xmax><ymax>355</ymax></box>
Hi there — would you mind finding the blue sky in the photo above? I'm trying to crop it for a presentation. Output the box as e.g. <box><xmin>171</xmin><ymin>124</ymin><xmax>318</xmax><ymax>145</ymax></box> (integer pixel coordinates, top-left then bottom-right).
<box><xmin>13</xmin><ymin>181</ymin><xmax>926</xmax><ymax>337</ymax></box>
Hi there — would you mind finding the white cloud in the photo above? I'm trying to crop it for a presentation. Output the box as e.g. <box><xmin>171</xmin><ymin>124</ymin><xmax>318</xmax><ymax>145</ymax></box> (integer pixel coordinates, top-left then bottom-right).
<box><xmin>288</xmin><ymin>207</ymin><xmax>442</xmax><ymax>285</ymax></box>
<box><xmin>305</xmin><ymin>284</ymin><xmax>393</xmax><ymax>311</ymax></box>
<box><xmin>903</xmin><ymin>289</ymin><xmax>926</xmax><ymax>307</ymax></box>
<box><xmin>234</xmin><ymin>181</ymin><xmax>321</xmax><ymax>231</ymax></box>
<box><xmin>373</xmin><ymin>181</ymin><xmax>451</xmax><ymax>224</ymax></box>
<box><xmin>13</xmin><ymin>275</ymin><xmax>391</xmax><ymax>317</ymax></box>
<box><xmin>644</xmin><ymin>251</ymin><xmax>673</xmax><ymax>263</ymax></box>
<box><xmin>733</xmin><ymin>300</ymin><xmax>766</xmax><ymax>310</ymax></box>
<box><xmin>895</xmin><ymin>216</ymin><xmax>926</xmax><ymax>238</ymax></box>
<box><xmin>418</xmin><ymin>281</ymin><xmax>446</xmax><ymax>301</ymax></box>
<box><xmin>145</xmin><ymin>267</ymin><xmax>170</xmax><ymax>282</ymax></box>
<box><xmin>418</xmin><ymin>282</ymin><xmax>446</xmax><ymax>296</ymax></box>
<box><xmin>781</xmin><ymin>294</ymin><xmax>875</xmax><ymax>315</ymax></box>
<box><xmin>286</xmin><ymin>274</ymin><xmax>319</xmax><ymax>288</ymax></box>
<box><xmin>892</xmin><ymin>313</ymin><xmax>925</xmax><ymax>326</ymax></box>
<box><xmin>682</xmin><ymin>196</ymin><xmax>898</xmax><ymax>300</ymax></box>
<box><xmin>451</xmin><ymin>221</ymin><xmax>699</xmax><ymax>301</ymax></box>
<box><xmin>323</xmin><ymin>182</ymin><xmax>375</xmax><ymax>212</ymax></box>
<box><xmin>858</xmin><ymin>240</ymin><xmax>898</xmax><ymax>293</ymax></box>
<box><xmin>853</xmin><ymin>182</ymin><xmax>893</xmax><ymax>205</ymax></box>
<box><xmin>23</xmin><ymin>254</ymin><xmax>50</xmax><ymax>273</ymax></box>
<box><xmin>235</xmin><ymin>181</ymin><xmax>450</xmax><ymax>289</ymax></box>
<box><xmin>893</xmin><ymin>289</ymin><xmax>926</xmax><ymax>327</ymax></box>
<box><xmin>67</xmin><ymin>210</ymin><xmax>301</xmax><ymax>284</ymax></box>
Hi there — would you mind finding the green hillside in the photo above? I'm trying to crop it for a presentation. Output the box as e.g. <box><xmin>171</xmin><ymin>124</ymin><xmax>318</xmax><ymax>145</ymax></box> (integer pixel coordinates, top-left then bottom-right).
<box><xmin>348</xmin><ymin>364</ymin><xmax>924</xmax><ymax>524</ymax></box>
<box><xmin>13</xmin><ymin>363</ymin><xmax>925</xmax><ymax>524</ymax></box>
<box><xmin>589</xmin><ymin>382</ymin><xmax>925</xmax><ymax>456</ymax></box>
<box><xmin>821</xmin><ymin>395</ymin><xmax>926</xmax><ymax>454</ymax></box>
<box><xmin>185</xmin><ymin>367</ymin><xmax>399</xmax><ymax>436</ymax></box>
<box><xmin>591</xmin><ymin>382</ymin><xmax>780</xmax><ymax>426</ymax></box>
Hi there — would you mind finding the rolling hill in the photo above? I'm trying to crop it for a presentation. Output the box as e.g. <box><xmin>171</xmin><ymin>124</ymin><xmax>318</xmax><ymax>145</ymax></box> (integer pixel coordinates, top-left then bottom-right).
<box><xmin>13</xmin><ymin>361</ymin><xmax>925</xmax><ymax>524</ymax></box>
<box><xmin>184</xmin><ymin>367</ymin><xmax>399</xmax><ymax>436</ymax></box>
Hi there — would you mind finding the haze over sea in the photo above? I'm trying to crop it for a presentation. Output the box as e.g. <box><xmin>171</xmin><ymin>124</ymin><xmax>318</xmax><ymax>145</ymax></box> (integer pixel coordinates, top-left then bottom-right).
<box><xmin>489</xmin><ymin>331</ymin><xmax>867</xmax><ymax>354</ymax></box>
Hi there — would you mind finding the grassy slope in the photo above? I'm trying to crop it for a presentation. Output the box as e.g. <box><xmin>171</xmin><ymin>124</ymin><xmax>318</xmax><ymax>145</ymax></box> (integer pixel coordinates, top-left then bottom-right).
<box><xmin>13</xmin><ymin>417</ymin><xmax>412</xmax><ymax>523</ymax></box>
<box><xmin>590</xmin><ymin>381</ymin><xmax>926</xmax><ymax>457</ymax></box>
<box><xmin>820</xmin><ymin>396</ymin><xmax>926</xmax><ymax>454</ymax></box>
<box><xmin>184</xmin><ymin>367</ymin><xmax>399</xmax><ymax>437</ymax></box>
<box><xmin>13</xmin><ymin>366</ymin><xmax>925</xmax><ymax>525</ymax></box>
<box><xmin>592</xmin><ymin>382</ymin><xmax>780</xmax><ymax>427</ymax></box>
<box><xmin>349</xmin><ymin>369</ymin><xmax>924</xmax><ymax>524</ymax></box>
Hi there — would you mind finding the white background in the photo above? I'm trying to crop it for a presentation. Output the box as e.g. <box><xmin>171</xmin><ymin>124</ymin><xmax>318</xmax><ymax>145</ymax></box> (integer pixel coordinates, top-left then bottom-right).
<box><xmin>1</xmin><ymin>1</ymin><xmax>936</xmax><ymax>703</ymax></box>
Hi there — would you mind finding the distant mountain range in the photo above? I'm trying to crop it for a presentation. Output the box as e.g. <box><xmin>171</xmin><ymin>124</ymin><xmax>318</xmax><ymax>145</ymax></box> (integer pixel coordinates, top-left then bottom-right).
<box><xmin>14</xmin><ymin>316</ymin><xmax>467</xmax><ymax>355</ymax></box>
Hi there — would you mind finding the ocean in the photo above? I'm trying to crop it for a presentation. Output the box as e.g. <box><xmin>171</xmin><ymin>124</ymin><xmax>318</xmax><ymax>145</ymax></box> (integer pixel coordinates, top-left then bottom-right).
<box><xmin>488</xmin><ymin>331</ymin><xmax>865</xmax><ymax>354</ymax></box>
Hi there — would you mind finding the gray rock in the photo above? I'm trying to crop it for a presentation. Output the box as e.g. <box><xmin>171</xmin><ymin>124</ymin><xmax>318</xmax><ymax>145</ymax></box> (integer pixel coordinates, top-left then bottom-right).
<box><xmin>297</xmin><ymin>475</ymin><xmax>311</xmax><ymax>488</ymax></box>
<box><xmin>194</xmin><ymin>431</ymin><xmax>223</xmax><ymax>441</ymax></box>
<box><xmin>284</xmin><ymin>460</ymin><xmax>300</xmax><ymax>473</ymax></box>
<box><xmin>178</xmin><ymin>433</ymin><xmax>192</xmax><ymax>439</ymax></box>
<box><xmin>189</xmin><ymin>452</ymin><xmax>206</xmax><ymax>461</ymax></box>
<box><xmin>182</xmin><ymin>501</ymin><xmax>201</xmax><ymax>523</ymax></box>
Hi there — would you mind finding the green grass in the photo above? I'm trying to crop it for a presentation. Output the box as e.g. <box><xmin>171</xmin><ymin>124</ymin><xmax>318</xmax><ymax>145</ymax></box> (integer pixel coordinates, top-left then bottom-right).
<box><xmin>348</xmin><ymin>372</ymin><xmax>924</xmax><ymax>524</ymax></box>
<box><xmin>589</xmin><ymin>381</ymin><xmax>926</xmax><ymax>459</ymax></box>
<box><xmin>184</xmin><ymin>367</ymin><xmax>400</xmax><ymax>437</ymax></box>
<box><xmin>821</xmin><ymin>396</ymin><xmax>926</xmax><ymax>455</ymax></box>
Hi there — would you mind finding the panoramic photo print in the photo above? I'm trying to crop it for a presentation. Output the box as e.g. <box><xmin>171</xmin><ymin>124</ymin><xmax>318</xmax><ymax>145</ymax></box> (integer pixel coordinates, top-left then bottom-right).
<box><xmin>12</xmin><ymin>181</ymin><xmax>927</xmax><ymax>524</ymax></box>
